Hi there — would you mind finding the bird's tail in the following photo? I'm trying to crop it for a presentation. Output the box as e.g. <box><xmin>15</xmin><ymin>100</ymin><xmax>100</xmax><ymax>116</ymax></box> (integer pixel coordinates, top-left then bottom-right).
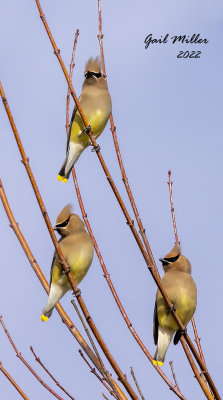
<box><xmin>153</xmin><ymin>326</ymin><xmax>174</xmax><ymax>366</ymax></box>
<box><xmin>57</xmin><ymin>142</ymin><xmax>83</xmax><ymax>183</ymax></box>
<box><xmin>41</xmin><ymin>283</ymin><xmax>68</xmax><ymax>322</ymax></box>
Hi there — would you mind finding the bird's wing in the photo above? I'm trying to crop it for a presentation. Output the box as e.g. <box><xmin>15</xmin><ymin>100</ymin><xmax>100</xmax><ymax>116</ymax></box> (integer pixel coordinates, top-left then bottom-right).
<box><xmin>49</xmin><ymin>251</ymin><xmax>57</xmax><ymax>288</ymax></box>
<box><xmin>153</xmin><ymin>302</ymin><xmax>159</xmax><ymax>345</ymax></box>
<box><xmin>66</xmin><ymin>104</ymin><xmax>78</xmax><ymax>152</ymax></box>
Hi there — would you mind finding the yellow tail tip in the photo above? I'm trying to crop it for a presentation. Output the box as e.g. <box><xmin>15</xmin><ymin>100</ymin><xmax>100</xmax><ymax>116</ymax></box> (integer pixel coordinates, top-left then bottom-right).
<box><xmin>62</xmin><ymin>178</ymin><xmax>68</xmax><ymax>183</ymax></box>
<box><xmin>40</xmin><ymin>314</ymin><xmax>48</xmax><ymax>322</ymax></box>
<box><xmin>57</xmin><ymin>175</ymin><xmax>63</xmax><ymax>181</ymax></box>
<box><xmin>152</xmin><ymin>360</ymin><xmax>163</xmax><ymax>367</ymax></box>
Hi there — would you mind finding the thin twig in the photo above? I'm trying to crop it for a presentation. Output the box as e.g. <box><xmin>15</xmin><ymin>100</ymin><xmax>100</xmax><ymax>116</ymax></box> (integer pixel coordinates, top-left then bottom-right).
<box><xmin>64</xmin><ymin>34</ymin><xmax>125</xmax><ymax>400</ymax></box>
<box><xmin>0</xmin><ymin>83</ymin><xmax>133</xmax><ymax>400</ymax></box>
<box><xmin>66</xmin><ymin>29</ymin><xmax>79</xmax><ymax>135</ymax></box>
<box><xmin>0</xmin><ymin>316</ymin><xmax>66</xmax><ymax>400</ymax></box>
<box><xmin>0</xmin><ymin>362</ymin><xmax>30</xmax><ymax>400</ymax></box>
<box><xmin>64</xmin><ymin>12</ymin><xmax>186</xmax><ymax>400</ymax></box>
<box><xmin>102</xmin><ymin>393</ymin><xmax>110</xmax><ymax>400</ymax></box>
<box><xmin>71</xmin><ymin>171</ymin><xmax>186</xmax><ymax>400</ymax></box>
<box><xmin>98</xmin><ymin>2</ymin><xmax>215</xmax><ymax>399</ymax></box>
<box><xmin>30</xmin><ymin>346</ymin><xmax>75</xmax><ymax>400</ymax></box>
<box><xmin>71</xmin><ymin>300</ymin><xmax>104</xmax><ymax>371</ymax></box>
<box><xmin>167</xmin><ymin>170</ymin><xmax>180</xmax><ymax>245</ymax></box>
<box><xmin>130</xmin><ymin>368</ymin><xmax>146</xmax><ymax>400</ymax></box>
<box><xmin>191</xmin><ymin>318</ymin><xmax>206</xmax><ymax>367</ymax></box>
<box><xmin>0</xmin><ymin>179</ymin><xmax>116</xmax><ymax>394</ymax></box>
<box><xmin>97</xmin><ymin>0</ymin><xmax>159</xmax><ymax>280</ymax></box>
<box><xmin>169</xmin><ymin>362</ymin><xmax>181</xmax><ymax>394</ymax></box>
<box><xmin>32</xmin><ymin>2</ymin><xmax>219</xmax><ymax>399</ymax></box>
<box><xmin>167</xmin><ymin>171</ymin><xmax>209</xmax><ymax>384</ymax></box>
<box><xmin>79</xmin><ymin>350</ymin><xmax>117</xmax><ymax>399</ymax></box>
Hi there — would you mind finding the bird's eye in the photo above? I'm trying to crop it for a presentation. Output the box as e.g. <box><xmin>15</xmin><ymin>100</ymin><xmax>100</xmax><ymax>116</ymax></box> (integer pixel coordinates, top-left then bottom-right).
<box><xmin>55</xmin><ymin>217</ymin><xmax>70</xmax><ymax>228</ymax></box>
<box><xmin>85</xmin><ymin>71</ymin><xmax>101</xmax><ymax>79</ymax></box>
<box><xmin>163</xmin><ymin>254</ymin><xmax>180</xmax><ymax>263</ymax></box>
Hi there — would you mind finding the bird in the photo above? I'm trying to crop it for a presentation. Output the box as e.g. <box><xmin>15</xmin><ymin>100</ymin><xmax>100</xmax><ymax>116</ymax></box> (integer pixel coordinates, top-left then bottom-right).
<box><xmin>57</xmin><ymin>57</ymin><xmax>112</xmax><ymax>183</ymax></box>
<box><xmin>41</xmin><ymin>204</ymin><xmax>94</xmax><ymax>321</ymax></box>
<box><xmin>153</xmin><ymin>243</ymin><xmax>197</xmax><ymax>366</ymax></box>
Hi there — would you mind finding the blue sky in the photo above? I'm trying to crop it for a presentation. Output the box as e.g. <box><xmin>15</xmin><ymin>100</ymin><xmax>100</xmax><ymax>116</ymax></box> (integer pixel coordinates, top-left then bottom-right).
<box><xmin>0</xmin><ymin>1</ymin><xmax>222</xmax><ymax>399</ymax></box>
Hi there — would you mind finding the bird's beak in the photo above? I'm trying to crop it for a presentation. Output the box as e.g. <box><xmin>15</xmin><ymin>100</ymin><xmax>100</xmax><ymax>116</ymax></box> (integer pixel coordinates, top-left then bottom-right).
<box><xmin>54</xmin><ymin>226</ymin><xmax>58</xmax><ymax>231</ymax></box>
<box><xmin>159</xmin><ymin>258</ymin><xmax>171</xmax><ymax>264</ymax></box>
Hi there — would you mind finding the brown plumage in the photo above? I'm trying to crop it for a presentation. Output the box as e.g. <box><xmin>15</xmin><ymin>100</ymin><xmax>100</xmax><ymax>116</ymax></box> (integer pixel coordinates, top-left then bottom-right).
<box><xmin>41</xmin><ymin>205</ymin><xmax>94</xmax><ymax>321</ymax></box>
<box><xmin>57</xmin><ymin>57</ymin><xmax>111</xmax><ymax>182</ymax></box>
<box><xmin>153</xmin><ymin>243</ymin><xmax>197</xmax><ymax>365</ymax></box>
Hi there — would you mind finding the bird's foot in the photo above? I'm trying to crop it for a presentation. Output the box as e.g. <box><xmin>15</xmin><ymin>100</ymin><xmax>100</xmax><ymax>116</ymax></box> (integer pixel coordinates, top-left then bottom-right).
<box><xmin>72</xmin><ymin>288</ymin><xmax>81</xmax><ymax>298</ymax></box>
<box><xmin>167</xmin><ymin>304</ymin><xmax>176</xmax><ymax>313</ymax></box>
<box><xmin>180</xmin><ymin>327</ymin><xmax>187</xmax><ymax>335</ymax></box>
<box><xmin>91</xmin><ymin>144</ymin><xmax>101</xmax><ymax>153</ymax></box>
<box><xmin>61</xmin><ymin>265</ymin><xmax>71</xmax><ymax>274</ymax></box>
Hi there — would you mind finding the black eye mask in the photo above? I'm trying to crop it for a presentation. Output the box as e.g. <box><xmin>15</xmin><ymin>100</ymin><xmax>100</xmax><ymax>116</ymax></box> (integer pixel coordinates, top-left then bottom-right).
<box><xmin>55</xmin><ymin>217</ymin><xmax>70</xmax><ymax>229</ymax></box>
<box><xmin>84</xmin><ymin>71</ymin><xmax>102</xmax><ymax>79</ymax></box>
<box><xmin>159</xmin><ymin>254</ymin><xmax>180</xmax><ymax>265</ymax></box>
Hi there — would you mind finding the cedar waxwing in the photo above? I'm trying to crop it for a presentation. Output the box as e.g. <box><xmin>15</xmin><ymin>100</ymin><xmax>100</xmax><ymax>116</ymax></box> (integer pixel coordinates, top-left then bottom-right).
<box><xmin>41</xmin><ymin>204</ymin><xmax>94</xmax><ymax>321</ymax></box>
<box><xmin>153</xmin><ymin>243</ymin><xmax>197</xmax><ymax>366</ymax></box>
<box><xmin>57</xmin><ymin>57</ymin><xmax>112</xmax><ymax>183</ymax></box>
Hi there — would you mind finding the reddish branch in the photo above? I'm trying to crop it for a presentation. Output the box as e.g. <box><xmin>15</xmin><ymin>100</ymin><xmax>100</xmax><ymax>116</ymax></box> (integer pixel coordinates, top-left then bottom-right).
<box><xmin>0</xmin><ymin>362</ymin><xmax>30</xmax><ymax>400</ymax></box>
<box><xmin>167</xmin><ymin>171</ymin><xmax>208</xmax><ymax>375</ymax></box>
<box><xmin>66</xmin><ymin>32</ymin><xmax>185</xmax><ymax>400</ymax></box>
<box><xmin>0</xmin><ymin>316</ymin><xmax>66</xmax><ymax>400</ymax></box>
<box><xmin>169</xmin><ymin>362</ymin><xmax>181</xmax><ymax>394</ymax></box>
<box><xmin>66</xmin><ymin>29</ymin><xmax>79</xmax><ymax>135</ymax></box>
<box><xmin>191</xmin><ymin>318</ymin><xmax>206</xmax><ymax>367</ymax></box>
<box><xmin>0</xmin><ymin>179</ymin><xmax>118</xmax><ymax>397</ymax></box>
<box><xmin>167</xmin><ymin>170</ymin><xmax>180</xmax><ymax>245</ymax></box>
<box><xmin>71</xmin><ymin>168</ymin><xmax>186</xmax><ymax>399</ymax></box>
<box><xmin>79</xmin><ymin>350</ymin><xmax>117</xmax><ymax>399</ymax></box>
<box><xmin>30</xmin><ymin>346</ymin><xmax>75</xmax><ymax>400</ymax></box>
<box><xmin>97</xmin><ymin>0</ymin><xmax>159</xmax><ymax>279</ymax></box>
<box><xmin>130</xmin><ymin>368</ymin><xmax>145</xmax><ymax>400</ymax></box>
<box><xmin>98</xmin><ymin>3</ymin><xmax>216</xmax><ymax>400</ymax></box>
<box><xmin>0</xmin><ymin>84</ymin><xmax>135</xmax><ymax>400</ymax></box>
<box><xmin>65</xmin><ymin>11</ymin><xmax>184</xmax><ymax>400</ymax></box>
<box><xmin>19</xmin><ymin>2</ymin><xmax>218</xmax><ymax>398</ymax></box>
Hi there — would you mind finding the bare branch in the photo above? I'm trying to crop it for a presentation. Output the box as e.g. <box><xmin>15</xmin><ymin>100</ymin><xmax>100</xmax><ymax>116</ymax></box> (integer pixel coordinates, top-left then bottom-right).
<box><xmin>0</xmin><ymin>362</ymin><xmax>30</xmax><ymax>400</ymax></box>
<box><xmin>66</xmin><ymin>29</ymin><xmax>79</xmax><ymax>135</ymax></box>
<box><xmin>130</xmin><ymin>367</ymin><xmax>146</xmax><ymax>400</ymax></box>
<box><xmin>169</xmin><ymin>362</ymin><xmax>181</xmax><ymax>394</ymax></box>
<box><xmin>97</xmin><ymin>0</ymin><xmax>159</xmax><ymax>279</ymax></box>
<box><xmin>30</xmin><ymin>346</ymin><xmax>75</xmax><ymax>400</ymax></box>
<box><xmin>0</xmin><ymin>316</ymin><xmax>66</xmax><ymax>400</ymax></box>
<box><xmin>167</xmin><ymin>170</ymin><xmax>180</xmax><ymax>245</ymax></box>
<box><xmin>167</xmin><ymin>171</ymin><xmax>209</xmax><ymax>386</ymax></box>
<box><xmin>0</xmin><ymin>81</ymin><xmax>136</xmax><ymax>400</ymax></box>
<box><xmin>79</xmin><ymin>350</ymin><xmax>117</xmax><ymax>399</ymax></box>
<box><xmin>0</xmin><ymin>179</ymin><xmax>116</xmax><ymax>393</ymax></box>
<box><xmin>31</xmin><ymin>2</ymin><xmax>220</xmax><ymax>398</ymax></box>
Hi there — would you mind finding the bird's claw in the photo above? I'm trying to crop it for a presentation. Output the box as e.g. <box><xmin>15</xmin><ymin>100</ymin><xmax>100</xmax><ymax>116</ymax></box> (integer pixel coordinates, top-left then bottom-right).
<box><xmin>62</xmin><ymin>265</ymin><xmax>71</xmax><ymax>274</ymax></box>
<box><xmin>73</xmin><ymin>288</ymin><xmax>81</xmax><ymax>298</ymax></box>
<box><xmin>91</xmin><ymin>144</ymin><xmax>101</xmax><ymax>153</ymax></box>
<box><xmin>167</xmin><ymin>304</ymin><xmax>176</xmax><ymax>313</ymax></box>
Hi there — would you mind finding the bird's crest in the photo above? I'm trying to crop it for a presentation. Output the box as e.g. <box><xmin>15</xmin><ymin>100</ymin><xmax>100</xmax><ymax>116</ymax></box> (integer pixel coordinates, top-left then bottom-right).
<box><xmin>164</xmin><ymin>243</ymin><xmax>181</xmax><ymax>260</ymax></box>
<box><xmin>56</xmin><ymin>204</ymin><xmax>73</xmax><ymax>225</ymax></box>
<box><xmin>85</xmin><ymin>57</ymin><xmax>101</xmax><ymax>74</ymax></box>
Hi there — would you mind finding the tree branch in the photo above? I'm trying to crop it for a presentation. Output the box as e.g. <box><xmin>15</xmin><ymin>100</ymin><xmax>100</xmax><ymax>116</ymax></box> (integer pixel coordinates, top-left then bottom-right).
<box><xmin>130</xmin><ymin>367</ymin><xmax>146</xmax><ymax>400</ymax></box>
<box><xmin>0</xmin><ymin>362</ymin><xmax>30</xmax><ymax>400</ymax></box>
<box><xmin>30</xmin><ymin>346</ymin><xmax>76</xmax><ymax>400</ymax></box>
<box><xmin>0</xmin><ymin>316</ymin><xmax>66</xmax><ymax>400</ymax></box>
<box><xmin>0</xmin><ymin>179</ymin><xmax>118</xmax><ymax>396</ymax></box>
